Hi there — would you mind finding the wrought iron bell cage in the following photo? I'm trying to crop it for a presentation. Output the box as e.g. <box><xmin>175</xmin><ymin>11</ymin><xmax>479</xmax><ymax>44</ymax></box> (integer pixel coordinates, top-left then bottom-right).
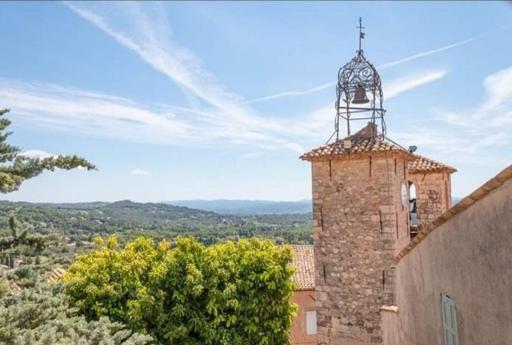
<box><xmin>333</xmin><ymin>18</ymin><xmax>387</xmax><ymax>140</ymax></box>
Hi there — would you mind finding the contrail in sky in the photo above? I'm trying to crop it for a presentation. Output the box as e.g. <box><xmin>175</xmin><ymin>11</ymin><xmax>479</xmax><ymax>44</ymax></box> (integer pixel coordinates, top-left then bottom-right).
<box><xmin>377</xmin><ymin>37</ymin><xmax>475</xmax><ymax>69</ymax></box>
<box><xmin>245</xmin><ymin>32</ymin><xmax>488</xmax><ymax>104</ymax></box>
<box><xmin>244</xmin><ymin>81</ymin><xmax>336</xmax><ymax>104</ymax></box>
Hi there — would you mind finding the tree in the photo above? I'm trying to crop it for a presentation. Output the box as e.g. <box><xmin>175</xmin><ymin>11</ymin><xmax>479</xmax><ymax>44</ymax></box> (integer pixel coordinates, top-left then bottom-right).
<box><xmin>0</xmin><ymin>108</ymin><xmax>95</xmax><ymax>193</ymax></box>
<box><xmin>0</xmin><ymin>108</ymin><xmax>151</xmax><ymax>343</ymax></box>
<box><xmin>0</xmin><ymin>107</ymin><xmax>95</xmax><ymax>264</ymax></box>
<box><xmin>63</xmin><ymin>236</ymin><xmax>297</xmax><ymax>345</ymax></box>
<box><xmin>0</xmin><ymin>282</ymin><xmax>154</xmax><ymax>344</ymax></box>
<box><xmin>0</xmin><ymin>213</ymin><xmax>47</xmax><ymax>252</ymax></box>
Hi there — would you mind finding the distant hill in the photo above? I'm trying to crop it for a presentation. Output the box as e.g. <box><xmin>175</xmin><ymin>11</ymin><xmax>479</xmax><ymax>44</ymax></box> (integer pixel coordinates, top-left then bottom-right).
<box><xmin>167</xmin><ymin>200</ymin><xmax>312</xmax><ymax>215</ymax></box>
<box><xmin>0</xmin><ymin>200</ymin><xmax>312</xmax><ymax>244</ymax></box>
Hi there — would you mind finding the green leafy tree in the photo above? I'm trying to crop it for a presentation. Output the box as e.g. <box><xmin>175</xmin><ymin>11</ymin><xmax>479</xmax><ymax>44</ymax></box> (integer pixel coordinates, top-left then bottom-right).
<box><xmin>64</xmin><ymin>236</ymin><xmax>296</xmax><ymax>345</ymax></box>
<box><xmin>0</xmin><ymin>108</ymin><xmax>95</xmax><ymax>193</ymax></box>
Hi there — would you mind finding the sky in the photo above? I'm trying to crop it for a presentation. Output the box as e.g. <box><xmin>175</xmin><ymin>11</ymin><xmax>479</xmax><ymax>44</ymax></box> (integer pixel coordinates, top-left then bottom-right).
<box><xmin>0</xmin><ymin>1</ymin><xmax>511</xmax><ymax>203</ymax></box>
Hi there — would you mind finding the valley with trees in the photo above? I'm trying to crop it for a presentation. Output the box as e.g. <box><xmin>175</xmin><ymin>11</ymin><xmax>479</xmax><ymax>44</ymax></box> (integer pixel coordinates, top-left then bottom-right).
<box><xmin>0</xmin><ymin>107</ymin><xmax>308</xmax><ymax>344</ymax></box>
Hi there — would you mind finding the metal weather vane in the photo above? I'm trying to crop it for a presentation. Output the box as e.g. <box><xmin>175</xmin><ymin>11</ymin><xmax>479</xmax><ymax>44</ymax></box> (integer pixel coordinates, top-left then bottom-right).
<box><xmin>358</xmin><ymin>17</ymin><xmax>365</xmax><ymax>53</ymax></box>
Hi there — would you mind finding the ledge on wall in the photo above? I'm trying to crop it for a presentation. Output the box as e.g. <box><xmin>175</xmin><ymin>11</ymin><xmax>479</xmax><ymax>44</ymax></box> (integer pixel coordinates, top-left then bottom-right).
<box><xmin>380</xmin><ymin>305</ymin><xmax>399</xmax><ymax>313</ymax></box>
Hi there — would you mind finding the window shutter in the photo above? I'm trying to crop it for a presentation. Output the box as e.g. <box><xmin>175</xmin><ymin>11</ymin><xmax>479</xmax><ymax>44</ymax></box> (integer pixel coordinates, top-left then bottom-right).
<box><xmin>441</xmin><ymin>294</ymin><xmax>459</xmax><ymax>345</ymax></box>
<box><xmin>306</xmin><ymin>311</ymin><xmax>317</xmax><ymax>335</ymax></box>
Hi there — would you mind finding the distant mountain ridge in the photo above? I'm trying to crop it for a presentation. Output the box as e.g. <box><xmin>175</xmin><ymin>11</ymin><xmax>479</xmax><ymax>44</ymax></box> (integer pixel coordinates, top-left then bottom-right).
<box><xmin>167</xmin><ymin>200</ymin><xmax>312</xmax><ymax>215</ymax></box>
<box><xmin>0</xmin><ymin>199</ymin><xmax>313</xmax><ymax>244</ymax></box>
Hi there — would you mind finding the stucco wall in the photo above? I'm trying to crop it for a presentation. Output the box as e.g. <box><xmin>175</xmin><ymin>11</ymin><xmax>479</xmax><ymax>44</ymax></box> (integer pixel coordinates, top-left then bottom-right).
<box><xmin>380</xmin><ymin>307</ymin><xmax>398</xmax><ymax>345</ymax></box>
<box><xmin>391</xmin><ymin>177</ymin><xmax>512</xmax><ymax>345</ymax></box>
<box><xmin>290</xmin><ymin>290</ymin><xmax>317</xmax><ymax>345</ymax></box>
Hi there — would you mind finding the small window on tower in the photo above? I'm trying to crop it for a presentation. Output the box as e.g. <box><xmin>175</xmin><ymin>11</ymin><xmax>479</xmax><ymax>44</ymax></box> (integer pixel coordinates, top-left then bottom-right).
<box><xmin>409</xmin><ymin>182</ymin><xmax>418</xmax><ymax>238</ymax></box>
<box><xmin>306</xmin><ymin>310</ymin><xmax>317</xmax><ymax>335</ymax></box>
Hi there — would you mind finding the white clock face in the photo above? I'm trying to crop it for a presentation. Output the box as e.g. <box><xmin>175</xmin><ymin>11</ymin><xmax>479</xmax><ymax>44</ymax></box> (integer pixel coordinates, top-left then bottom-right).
<box><xmin>401</xmin><ymin>183</ymin><xmax>408</xmax><ymax>207</ymax></box>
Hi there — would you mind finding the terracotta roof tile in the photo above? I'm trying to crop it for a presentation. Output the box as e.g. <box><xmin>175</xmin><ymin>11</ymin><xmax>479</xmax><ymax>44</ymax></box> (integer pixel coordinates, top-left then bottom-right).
<box><xmin>291</xmin><ymin>245</ymin><xmax>315</xmax><ymax>290</ymax></box>
<box><xmin>300</xmin><ymin>123</ymin><xmax>413</xmax><ymax>161</ymax></box>
<box><xmin>408</xmin><ymin>155</ymin><xmax>456</xmax><ymax>174</ymax></box>
<box><xmin>8</xmin><ymin>281</ymin><xmax>21</xmax><ymax>294</ymax></box>
<box><xmin>47</xmin><ymin>267</ymin><xmax>66</xmax><ymax>283</ymax></box>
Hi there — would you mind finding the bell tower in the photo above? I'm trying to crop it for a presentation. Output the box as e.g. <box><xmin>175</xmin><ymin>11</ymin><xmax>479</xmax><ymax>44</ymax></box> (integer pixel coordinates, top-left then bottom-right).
<box><xmin>301</xmin><ymin>19</ymin><xmax>415</xmax><ymax>345</ymax></box>
<box><xmin>407</xmin><ymin>155</ymin><xmax>457</xmax><ymax>235</ymax></box>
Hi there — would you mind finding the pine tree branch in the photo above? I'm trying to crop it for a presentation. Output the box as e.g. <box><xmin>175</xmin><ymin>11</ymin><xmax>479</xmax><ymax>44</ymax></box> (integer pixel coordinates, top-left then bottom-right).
<box><xmin>0</xmin><ymin>108</ymin><xmax>96</xmax><ymax>193</ymax></box>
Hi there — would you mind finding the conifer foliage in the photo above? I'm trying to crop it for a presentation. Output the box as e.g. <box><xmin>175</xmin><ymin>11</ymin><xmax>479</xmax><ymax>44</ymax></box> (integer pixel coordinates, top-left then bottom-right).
<box><xmin>0</xmin><ymin>108</ymin><xmax>95</xmax><ymax>193</ymax></box>
<box><xmin>0</xmin><ymin>213</ymin><xmax>46</xmax><ymax>252</ymax></box>
<box><xmin>63</xmin><ymin>236</ymin><xmax>297</xmax><ymax>345</ymax></box>
<box><xmin>0</xmin><ymin>283</ymin><xmax>154</xmax><ymax>344</ymax></box>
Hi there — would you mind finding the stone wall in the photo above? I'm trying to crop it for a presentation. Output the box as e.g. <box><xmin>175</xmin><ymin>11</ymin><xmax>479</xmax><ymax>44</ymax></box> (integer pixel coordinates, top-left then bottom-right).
<box><xmin>388</xmin><ymin>169</ymin><xmax>512</xmax><ymax>345</ymax></box>
<box><xmin>311</xmin><ymin>154</ymin><xmax>411</xmax><ymax>345</ymax></box>
<box><xmin>409</xmin><ymin>171</ymin><xmax>451</xmax><ymax>227</ymax></box>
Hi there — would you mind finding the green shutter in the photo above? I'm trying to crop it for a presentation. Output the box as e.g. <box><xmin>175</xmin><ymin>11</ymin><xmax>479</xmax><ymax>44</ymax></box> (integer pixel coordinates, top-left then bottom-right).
<box><xmin>441</xmin><ymin>294</ymin><xmax>459</xmax><ymax>345</ymax></box>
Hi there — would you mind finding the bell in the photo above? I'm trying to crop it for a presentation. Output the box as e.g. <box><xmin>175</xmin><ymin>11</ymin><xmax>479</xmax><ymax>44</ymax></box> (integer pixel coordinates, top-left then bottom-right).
<box><xmin>352</xmin><ymin>84</ymin><xmax>369</xmax><ymax>104</ymax></box>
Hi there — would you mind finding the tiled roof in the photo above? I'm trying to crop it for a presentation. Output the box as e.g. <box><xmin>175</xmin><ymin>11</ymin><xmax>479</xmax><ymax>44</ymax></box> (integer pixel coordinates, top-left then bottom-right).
<box><xmin>291</xmin><ymin>245</ymin><xmax>315</xmax><ymax>290</ymax></box>
<box><xmin>300</xmin><ymin>123</ymin><xmax>413</xmax><ymax>161</ymax></box>
<box><xmin>395</xmin><ymin>163</ymin><xmax>512</xmax><ymax>263</ymax></box>
<box><xmin>8</xmin><ymin>281</ymin><xmax>21</xmax><ymax>294</ymax></box>
<box><xmin>408</xmin><ymin>155</ymin><xmax>456</xmax><ymax>174</ymax></box>
<box><xmin>47</xmin><ymin>267</ymin><xmax>66</xmax><ymax>283</ymax></box>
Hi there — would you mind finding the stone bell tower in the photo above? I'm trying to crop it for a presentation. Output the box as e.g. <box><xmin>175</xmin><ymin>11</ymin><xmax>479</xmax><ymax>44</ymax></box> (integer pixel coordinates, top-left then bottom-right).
<box><xmin>300</xmin><ymin>19</ymin><xmax>416</xmax><ymax>345</ymax></box>
<box><xmin>407</xmin><ymin>155</ymin><xmax>457</xmax><ymax>231</ymax></box>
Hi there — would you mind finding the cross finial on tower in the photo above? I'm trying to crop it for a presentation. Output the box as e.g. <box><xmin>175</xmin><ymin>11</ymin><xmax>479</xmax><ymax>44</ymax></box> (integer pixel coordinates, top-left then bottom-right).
<box><xmin>357</xmin><ymin>17</ymin><xmax>365</xmax><ymax>54</ymax></box>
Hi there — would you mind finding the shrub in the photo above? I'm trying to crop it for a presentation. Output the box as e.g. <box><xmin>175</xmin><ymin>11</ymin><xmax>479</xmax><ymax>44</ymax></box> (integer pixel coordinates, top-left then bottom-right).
<box><xmin>64</xmin><ymin>236</ymin><xmax>296</xmax><ymax>345</ymax></box>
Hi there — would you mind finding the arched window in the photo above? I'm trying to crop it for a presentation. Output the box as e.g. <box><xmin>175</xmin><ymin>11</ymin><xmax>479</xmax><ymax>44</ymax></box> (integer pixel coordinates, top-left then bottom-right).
<box><xmin>408</xmin><ymin>183</ymin><xmax>418</xmax><ymax>238</ymax></box>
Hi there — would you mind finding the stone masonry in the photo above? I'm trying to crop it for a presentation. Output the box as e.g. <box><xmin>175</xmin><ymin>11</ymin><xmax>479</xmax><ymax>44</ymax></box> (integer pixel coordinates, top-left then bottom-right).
<box><xmin>301</xmin><ymin>123</ymin><xmax>415</xmax><ymax>345</ymax></box>
<box><xmin>408</xmin><ymin>156</ymin><xmax>456</xmax><ymax>228</ymax></box>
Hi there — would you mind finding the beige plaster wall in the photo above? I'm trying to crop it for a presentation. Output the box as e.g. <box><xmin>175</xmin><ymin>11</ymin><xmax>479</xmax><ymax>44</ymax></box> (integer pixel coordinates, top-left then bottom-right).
<box><xmin>391</xmin><ymin>178</ymin><xmax>512</xmax><ymax>345</ymax></box>
<box><xmin>380</xmin><ymin>307</ymin><xmax>398</xmax><ymax>345</ymax></box>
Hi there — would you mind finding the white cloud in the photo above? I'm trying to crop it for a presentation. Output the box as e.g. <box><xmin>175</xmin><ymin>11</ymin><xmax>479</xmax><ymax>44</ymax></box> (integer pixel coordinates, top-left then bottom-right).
<box><xmin>1</xmin><ymin>4</ymin><xmax>452</xmax><ymax>157</ymax></box>
<box><xmin>20</xmin><ymin>150</ymin><xmax>56</xmax><ymax>159</ymax></box>
<box><xmin>385</xmin><ymin>70</ymin><xmax>448</xmax><ymax>100</ymax></box>
<box><xmin>64</xmin><ymin>2</ymin><xmax>235</xmax><ymax>109</ymax></box>
<box><xmin>435</xmin><ymin>66</ymin><xmax>512</xmax><ymax>133</ymax></box>
<box><xmin>131</xmin><ymin>169</ymin><xmax>150</xmax><ymax>176</ymax></box>
<box><xmin>393</xmin><ymin>66</ymin><xmax>512</xmax><ymax>168</ymax></box>
<box><xmin>63</xmin><ymin>2</ymin><xmax>310</xmax><ymax>153</ymax></box>
<box><xmin>0</xmin><ymin>79</ymin><xmax>193</xmax><ymax>145</ymax></box>
<box><xmin>0</xmin><ymin>66</ymin><xmax>445</xmax><ymax>156</ymax></box>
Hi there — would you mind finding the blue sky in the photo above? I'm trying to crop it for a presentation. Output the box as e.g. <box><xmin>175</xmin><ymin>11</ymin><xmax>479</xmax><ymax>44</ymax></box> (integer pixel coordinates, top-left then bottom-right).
<box><xmin>0</xmin><ymin>1</ymin><xmax>511</xmax><ymax>202</ymax></box>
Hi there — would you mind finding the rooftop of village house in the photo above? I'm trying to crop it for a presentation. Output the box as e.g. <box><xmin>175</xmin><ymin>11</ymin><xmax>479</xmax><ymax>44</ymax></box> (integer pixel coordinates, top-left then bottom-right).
<box><xmin>408</xmin><ymin>155</ymin><xmax>457</xmax><ymax>174</ymax></box>
<box><xmin>300</xmin><ymin>122</ymin><xmax>456</xmax><ymax>176</ymax></box>
<box><xmin>291</xmin><ymin>245</ymin><xmax>315</xmax><ymax>291</ymax></box>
